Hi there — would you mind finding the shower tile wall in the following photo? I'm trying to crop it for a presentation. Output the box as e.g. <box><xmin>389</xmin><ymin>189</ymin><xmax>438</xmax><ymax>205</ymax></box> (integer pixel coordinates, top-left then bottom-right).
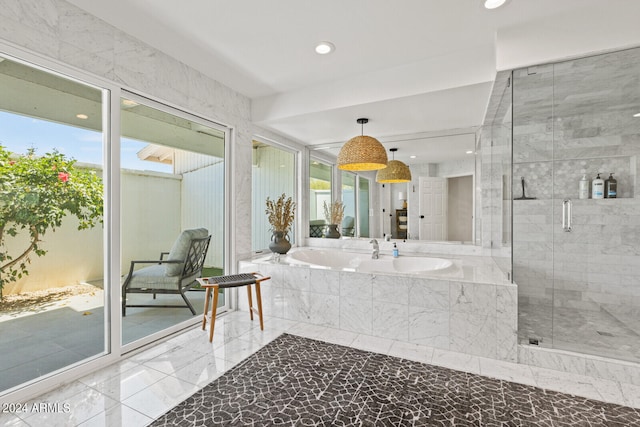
<box><xmin>513</xmin><ymin>47</ymin><xmax>640</xmax><ymax>363</ymax></box>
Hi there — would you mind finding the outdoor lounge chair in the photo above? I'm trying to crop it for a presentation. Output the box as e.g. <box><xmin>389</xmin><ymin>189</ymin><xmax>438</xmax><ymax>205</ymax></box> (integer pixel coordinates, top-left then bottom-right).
<box><xmin>122</xmin><ymin>228</ymin><xmax>211</xmax><ymax>316</ymax></box>
<box><xmin>342</xmin><ymin>216</ymin><xmax>355</xmax><ymax>237</ymax></box>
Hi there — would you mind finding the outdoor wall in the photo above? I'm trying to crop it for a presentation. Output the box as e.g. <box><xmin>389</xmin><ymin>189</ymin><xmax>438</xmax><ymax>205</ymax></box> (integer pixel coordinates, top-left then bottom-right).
<box><xmin>121</xmin><ymin>170</ymin><xmax>182</xmax><ymax>271</ymax></box>
<box><xmin>181</xmin><ymin>160</ymin><xmax>225</xmax><ymax>268</ymax></box>
<box><xmin>251</xmin><ymin>145</ymin><xmax>295</xmax><ymax>251</ymax></box>
<box><xmin>4</xmin><ymin>169</ymin><xmax>182</xmax><ymax>294</ymax></box>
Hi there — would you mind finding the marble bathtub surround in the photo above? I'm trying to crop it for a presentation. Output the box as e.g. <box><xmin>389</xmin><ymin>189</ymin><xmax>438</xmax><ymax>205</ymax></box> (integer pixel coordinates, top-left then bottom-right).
<box><xmin>239</xmin><ymin>248</ymin><xmax>517</xmax><ymax>362</ymax></box>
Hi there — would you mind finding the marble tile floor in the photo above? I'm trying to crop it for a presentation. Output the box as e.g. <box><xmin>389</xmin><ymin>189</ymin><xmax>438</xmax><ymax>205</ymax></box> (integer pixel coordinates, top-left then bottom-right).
<box><xmin>2</xmin><ymin>311</ymin><xmax>640</xmax><ymax>426</ymax></box>
<box><xmin>519</xmin><ymin>301</ymin><xmax>640</xmax><ymax>364</ymax></box>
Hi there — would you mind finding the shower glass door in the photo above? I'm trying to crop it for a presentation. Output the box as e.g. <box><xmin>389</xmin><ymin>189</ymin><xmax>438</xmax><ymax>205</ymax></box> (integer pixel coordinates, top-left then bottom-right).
<box><xmin>550</xmin><ymin>48</ymin><xmax>640</xmax><ymax>362</ymax></box>
<box><xmin>514</xmin><ymin>47</ymin><xmax>640</xmax><ymax>363</ymax></box>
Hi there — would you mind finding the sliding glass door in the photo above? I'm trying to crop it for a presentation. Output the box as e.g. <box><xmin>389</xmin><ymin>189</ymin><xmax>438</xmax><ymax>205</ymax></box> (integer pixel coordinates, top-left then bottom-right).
<box><xmin>0</xmin><ymin>57</ymin><xmax>107</xmax><ymax>392</ymax></box>
<box><xmin>120</xmin><ymin>94</ymin><xmax>228</xmax><ymax>346</ymax></box>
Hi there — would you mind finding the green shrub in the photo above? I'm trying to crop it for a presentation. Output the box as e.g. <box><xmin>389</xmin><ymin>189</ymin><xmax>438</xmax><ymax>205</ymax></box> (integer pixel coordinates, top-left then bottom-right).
<box><xmin>0</xmin><ymin>146</ymin><xmax>103</xmax><ymax>297</ymax></box>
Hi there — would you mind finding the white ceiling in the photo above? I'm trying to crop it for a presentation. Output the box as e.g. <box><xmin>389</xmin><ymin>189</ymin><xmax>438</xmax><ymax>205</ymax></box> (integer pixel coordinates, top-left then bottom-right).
<box><xmin>67</xmin><ymin>0</ymin><xmax>640</xmax><ymax>164</ymax></box>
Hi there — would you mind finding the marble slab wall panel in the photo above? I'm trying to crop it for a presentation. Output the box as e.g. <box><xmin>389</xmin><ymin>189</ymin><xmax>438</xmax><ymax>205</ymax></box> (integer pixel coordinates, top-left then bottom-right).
<box><xmin>239</xmin><ymin>260</ymin><xmax>518</xmax><ymax>361</ymax></box>
<box><xmin>0</xmin><ymin>0</ymin><xmax>302</xmax><ymax>263</ymax></box>
<box><xmin>497</xmin><ymin>285</ymin><xmax>518</xmax><ymax>362</ymax></box>
<box><xmin>514</xmin><ymin>158</ymin><xmax>634</xmax><ymax>201</ymax></box>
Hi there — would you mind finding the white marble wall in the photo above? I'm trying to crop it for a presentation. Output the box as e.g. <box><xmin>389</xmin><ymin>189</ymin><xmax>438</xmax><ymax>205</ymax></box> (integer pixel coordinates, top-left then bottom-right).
<box><xmin>0</xmin><ymin>0</ymin><xmax>305</xmax><ymax>264</ymax></box>
<box><xmin>238</xmin><ymin>260</ymin><xmax>518</xmax><ymax>362</ymax></box>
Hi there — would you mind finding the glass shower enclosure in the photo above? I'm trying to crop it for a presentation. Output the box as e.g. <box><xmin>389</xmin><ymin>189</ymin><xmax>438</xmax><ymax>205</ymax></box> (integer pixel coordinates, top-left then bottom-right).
<box><xmin>513</xmin><ymin>47</ymin><xmax>640</xmax><ymax>363</ymax></box>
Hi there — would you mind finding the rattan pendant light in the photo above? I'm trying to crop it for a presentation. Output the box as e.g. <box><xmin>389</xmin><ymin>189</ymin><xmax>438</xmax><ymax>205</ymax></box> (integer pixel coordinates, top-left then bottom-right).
<box><xmin>337</xmin><ymin>118</ymin><xmax>388</xmax><ymax>171</ymax></box>
<box><xmin>376</xmin><ymin>148</ymin><xmax>412</xmax><ymax>183</ymax></box>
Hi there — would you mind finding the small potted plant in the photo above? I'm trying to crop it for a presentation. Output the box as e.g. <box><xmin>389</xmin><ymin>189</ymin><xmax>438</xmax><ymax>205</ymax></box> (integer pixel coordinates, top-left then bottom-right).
<box><xmin>265</xmin><ymin>193</ymin><xmax>296</xmax><ymax>254</ymax></box>
<box><xmin>323</xmin><ymin>200</ymin><xmax>344</xmax><ymax>239</ymax></box>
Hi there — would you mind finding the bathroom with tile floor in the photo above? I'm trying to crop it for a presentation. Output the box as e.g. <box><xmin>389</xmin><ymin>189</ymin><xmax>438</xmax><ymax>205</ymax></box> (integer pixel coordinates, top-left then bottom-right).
<box><xmin>2</xmin><ymin>310</ymin><xmax>640</xmax><ymax>426</ymax></box>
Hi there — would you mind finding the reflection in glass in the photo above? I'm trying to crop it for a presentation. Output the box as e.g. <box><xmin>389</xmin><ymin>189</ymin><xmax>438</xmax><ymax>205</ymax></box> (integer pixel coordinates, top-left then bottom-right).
<box><xmin>341</xmin><ymin>172</ymin><xmax>356</xmax><ymax>237</ymax></box>
<box><xmin>309</xmin><ymin>160</ymin><xmax>332</xmax><ymax>237</ymax></box>
<box><xmin>358</xmin><ymin>177</ymin><xmax>370</xmax><ymax>238</ymax></box>
<box><xmin>252</xmin><ymin>141</ymin><xmax>295</xmax><ymax>251</ymax></box>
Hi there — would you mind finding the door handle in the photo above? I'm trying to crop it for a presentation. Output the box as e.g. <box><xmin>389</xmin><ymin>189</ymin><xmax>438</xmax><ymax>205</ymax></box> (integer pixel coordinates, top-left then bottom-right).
<box><xmin>420</xmin><ymin>215</ymin><xmax>424</xmax><ymax>219</ymax></box>
<box><xmin>562</xmin><ymin>199</ymin><xmax>572</xmax><ymax>232</ymax></box>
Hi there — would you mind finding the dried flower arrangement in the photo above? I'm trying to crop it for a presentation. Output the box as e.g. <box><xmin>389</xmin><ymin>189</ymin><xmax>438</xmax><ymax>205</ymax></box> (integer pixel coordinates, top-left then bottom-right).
<box><xmin>265</xmin><ymin>193</ymin><xmax>296</xmax><ymax>233</ymax></box>
<box><xmin>323</xmin><ymin>200</ymin><xmax>345</xmax><ymax>225</ymax></box>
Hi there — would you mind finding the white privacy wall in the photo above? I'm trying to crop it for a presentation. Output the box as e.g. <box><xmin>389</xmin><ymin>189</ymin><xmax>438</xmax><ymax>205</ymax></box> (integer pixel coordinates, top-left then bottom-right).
<box><xmin>0</xmin><ymin>0</ymin><xmax>299</xmax><ymax>271</ymax></box>
<box><xmin>175</xmin><ymin>150</ymin><xmax>225</xmax><ymax>268</ymax></box>
<box><xmin>251</xmin><ymin>145</ymin><xmax>296</xmax><ymax>251</ymax></box>
<box><xmin>4</xmin><ymin>169</ymin><xmax>183</xmax><ymax>294</ymax></box>
<box><xmin>180</xmin><ymin>160</ymin><xmax>226</xmax><ymax>269</ymax></box>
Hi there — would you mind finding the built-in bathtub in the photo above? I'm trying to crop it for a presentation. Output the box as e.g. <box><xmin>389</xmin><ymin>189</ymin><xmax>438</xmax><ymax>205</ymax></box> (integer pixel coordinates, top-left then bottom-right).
<box><xmin>238</xmin><ymin>247</ymin><xmax>517</xmax><ymax>362</ymax></box>
<box><xmin>286</xmin><ymin>248</ymin><xmax>454</xmax><ymax>275</ymax></box>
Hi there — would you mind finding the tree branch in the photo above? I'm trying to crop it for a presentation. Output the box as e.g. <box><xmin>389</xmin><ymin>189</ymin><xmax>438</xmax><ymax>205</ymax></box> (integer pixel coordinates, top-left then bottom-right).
<box><xmin>1</xmin><ymin>226</ymin><xmax>39</xmax><ymax>271</ymax></box>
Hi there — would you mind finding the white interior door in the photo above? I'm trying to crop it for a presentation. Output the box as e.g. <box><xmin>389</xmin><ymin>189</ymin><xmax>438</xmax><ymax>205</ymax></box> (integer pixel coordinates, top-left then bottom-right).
<box><xmin>419</xmin><ymin>177</ymin><xmax>448</xmax><ymax>240</ymax></box>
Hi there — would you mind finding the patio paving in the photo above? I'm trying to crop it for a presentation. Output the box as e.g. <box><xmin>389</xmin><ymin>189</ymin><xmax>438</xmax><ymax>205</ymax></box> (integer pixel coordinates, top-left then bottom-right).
<box><xmin>0</xmin><ymin>289</ymin><xmax>208</xmax><ymax>393</ymax></box>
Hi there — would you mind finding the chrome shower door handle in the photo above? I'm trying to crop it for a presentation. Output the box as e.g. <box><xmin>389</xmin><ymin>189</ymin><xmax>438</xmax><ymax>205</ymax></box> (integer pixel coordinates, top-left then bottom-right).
<box><xmin>562</xmin><ymin>199</ymin><xmax>572</xmax><ymax>232</ymax></box>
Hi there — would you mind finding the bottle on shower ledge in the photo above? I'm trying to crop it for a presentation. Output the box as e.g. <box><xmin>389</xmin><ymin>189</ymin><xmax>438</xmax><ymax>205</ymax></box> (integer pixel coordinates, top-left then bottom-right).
<box><xmin>579</xmin><ymin>174</ymin><xmax>589</xmax><ymax>199</ymax></box>
<box><xmin>592</xmin><ymin>173</ymin><xmax>604</xmax><ymax>199</ymax></box>
<box><xmin>605</xmin><ymin>173</ymin><xmax>617</xmax><ymax>198</ymax></box>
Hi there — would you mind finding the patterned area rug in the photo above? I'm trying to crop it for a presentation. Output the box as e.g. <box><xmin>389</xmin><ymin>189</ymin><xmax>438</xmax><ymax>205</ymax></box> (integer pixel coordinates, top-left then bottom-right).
<box><xmin>152</xmin><ymin>334</ymin><xmax>640</xmax><ymax>426</ymax></box>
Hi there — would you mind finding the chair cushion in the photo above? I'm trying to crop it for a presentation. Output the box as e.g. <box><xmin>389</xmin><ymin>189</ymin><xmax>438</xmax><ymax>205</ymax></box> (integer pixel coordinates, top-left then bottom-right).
<box><xmin>127</xmin><ymin>264</ymin><xmax>180</xmax><ymax>290</ymax></box>
<box><xmin>165</xmin><ymin>228</ymin><xmax>208</xmax><ymax>276</ymax></box>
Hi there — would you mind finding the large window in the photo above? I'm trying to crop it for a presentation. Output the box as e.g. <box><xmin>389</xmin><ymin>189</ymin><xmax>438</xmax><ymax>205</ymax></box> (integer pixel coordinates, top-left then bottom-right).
<box><xmin>120</xmin><ymin>94</ymin><xmax>227</xmax><ymax>346</ymax></box>
<box><xmin>309</xmin><ymin>159</ymin><xmax>332</xmax><ymax>237</ymax></box>
<box><xmin>358</xmin><ymin>176</ymin><xmax>371</xmax><ymax>238</ymax></box>
<box><xmin>251</xmin><ymin>140</ymin><xmax>296</xmax><ymax>251</ymax></box>
<box><xmin>0</xmin><ymin>57</ymin><xmax>106</xmax><ymax>392</ymax></box>
<box><xmin>341</xmin><ymin>171</ymin><xmax>356</xmax><ymax>237</ymax></box>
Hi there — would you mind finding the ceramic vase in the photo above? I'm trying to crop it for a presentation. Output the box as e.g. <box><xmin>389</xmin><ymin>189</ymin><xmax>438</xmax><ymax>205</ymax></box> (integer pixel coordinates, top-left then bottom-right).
<box><xmin>325</xmin><ymin>224</ymin><xmax>341</xmax><ymax>239</ymax></box>
<box><xmin>269</xmin><ymin>230</ymin><xmax>292</xmax><ymax>254</ymax></box>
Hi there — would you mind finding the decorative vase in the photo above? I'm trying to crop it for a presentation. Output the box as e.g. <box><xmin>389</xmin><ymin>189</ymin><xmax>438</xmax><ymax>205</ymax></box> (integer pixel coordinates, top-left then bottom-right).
<box><xmin>325</xmin><ymin>224</ymin><xmax>341</xmax><ymax>239</ymax></box>
<box><xmin>269</xmin><ymin>231</ymin><xmax>291</xmax><ymax>254</ymax></box>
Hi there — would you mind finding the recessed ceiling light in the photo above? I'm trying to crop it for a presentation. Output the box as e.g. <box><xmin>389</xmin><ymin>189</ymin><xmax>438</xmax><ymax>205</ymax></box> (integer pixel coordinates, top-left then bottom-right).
<box><xmin>315</xmin><ymin>41</ymin><xmax>335</xmax><ymax>55</ymax></box>
<box><xmin>76</xmin><ymin>114</ymin><xmax>88</xmax><ymax>120</ymax></box>
<box><xmin>633</xmin><ymin>112</ymin><xmax>640</xmax><ymax>117</ymax></box>
<box><xmin>410</xmin><ymin>155</ymin><xmax>417</xmax><ymax>159</ymax></box>
<box><xmin>484</xmin><ymin>0</ymin><xmax>507</xmax><ymax>9</ymax></box>
<box><xmin>466</xmin><ymin>150</ymin><xmax>474</xmax><ymax>154</ymax></box>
